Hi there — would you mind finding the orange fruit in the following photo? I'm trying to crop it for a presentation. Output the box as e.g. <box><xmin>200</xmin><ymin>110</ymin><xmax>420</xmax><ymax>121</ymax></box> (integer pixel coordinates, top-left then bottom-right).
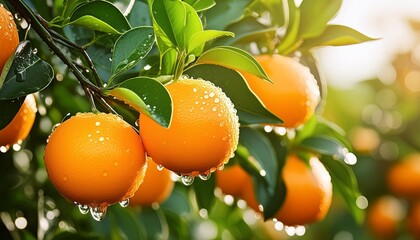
<box><xmin>130</xmin><ymin>158</ymin><xmax>174</xmax><ymax>206</ymax></box>
<box><xmin>0</xmin><ymin>94</ymin><xmax>37</xmax><ymax>151</ymax></box>
<box><xmin>44</xmin><ymin>112</ymin><xmax>147</xmax><ymax>218</ymax></box>
<box><xmin>216</xmin><ymin>164</ymin><xmax>251</xmax><ymax>197</ymax></box>
<box><xmin>241</xmin><ymin>155</ymin><xmax>332</xmax><ymax>226</ymax></box>
<box><xmin>0</xmin><ymin>4</ymin><xmax>19</xmax><ymax>73</ymax></box>
<box><xmin>139</xmin><ymin>78</ymin><xmax>239</xmax><ymax>178</ymax></box>
<box><xmin>408</xmin><ymin>201</ymin><xmax>420</xmax><ymax>238</ymax></box>
<box><xmin>241</xmin><ymin>54</ymin><xmax>320</xmax><ymax>128</ymax></box>
<box><xmin>387</xmin><ymin>153</ymin><xmax>420</xmax><ymax>198</ymax></box>
<box><xmin>367</xmin><ymin>196</ymin><xmax>406</xmax><ymax>238</ymax></box>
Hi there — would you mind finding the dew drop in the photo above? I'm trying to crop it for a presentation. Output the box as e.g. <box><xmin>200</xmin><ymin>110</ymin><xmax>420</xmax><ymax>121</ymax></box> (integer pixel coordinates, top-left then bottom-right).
<box><xmin>95</xmin><ymin>121</ymin><xmax>101</xmax><ymax>126</ymax></box>
<box><xmin>135</xmin><ymin>119</ymin><xmax>139</xmax><ymax>127</ymax></box>
<box><xmin>90</xmin><ymin>206</ymin><xmax>107</xmax><ymax>221</ymax></box>
<box><xmin>209</xmin><ymin>92</ymin><xmax>215</xmax><ymax>98</ymax></box>
<box><xmin>212</xmin><ymin>107</ymin><xmax>217</xmax><ymax>112</ymax></box>
<box><xmin>32</xmin><ymin>48</ymin><xmax>38</xmax><ymax>54</ymax></box>
<box><xmin>192</xmin><ymin>88</ymin><xmax>197</xmax><ymax>92</ymax></box>
<box><xmin>119</xmin><ymin>199</ymin><xmax>129</xmax><ymax>208</ymax></box>
<box><xmin>76</xmin><ymin>203</ymin><xmax>90</xmax><ymax>214</ymax></box>
<box><xmin>99</xmin><ymin>137</ymin><xmax>104</xmax><ymax>142</ymax></box>
<box><xmin>218</xmin><ymin>165</ymin><xmax>225</xmax><ymax>171</ymax></box>
<box><xmin>204</xmin><ymin>95</ymin><xmax>209</xmax><ymax>99</ymax></box>
<box><xmin>199</xmin><ymin>172</ymin><xmax>211</xmax><ymax>181</ymax></box>
<box><xmin>157</xmin><ymin>164</ymin><xmax>164</xmax><ymax>171</ymax></box>
<box><xmin>181</xmin><ymin>175</ymin><xmax>194</xmax><ymax>186</ymax></box>
<box><xmin>214</xmin><ymin>98</ymin><xmax>220</xmax><ymax>103</ymax></box>
<box><xmin>219</xmin><ymin>122</ymin><xmax>225</xmax><ymax>127</ymax></box>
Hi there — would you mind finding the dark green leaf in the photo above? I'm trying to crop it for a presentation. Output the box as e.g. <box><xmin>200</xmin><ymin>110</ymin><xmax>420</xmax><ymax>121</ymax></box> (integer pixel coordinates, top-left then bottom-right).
<box><xmin>298</xmin><ymin>0</ymin><xmax>342</xmax><ymax>39</ymax></box>
<box><xmin>205</xmin><ymin>0</ymin><xmax>252</xmax><ymax>30</ymax></box>
<box><xmin>300</xmin><ymin>135</ymin><xmax>347</xmax><ymax>160</ymax></box>
<box><xmin>239</xmin><ymin>127</ymin><xmax>278</xmax><ymax>193</ymax></box>
<box><xmin>320</xmin><ymin>156</ymin><xmax>364</xmax><ymax>223</ymax></box>
<box><xmin>111</xmin><ymin>27</ymin><xmax>155</xmax><ymax>77</ymax></box>
<box><xmin>195</xmin><ymin>46</ymin><xmax>271</xmax><ymax>81</ymax></box>
<box><xmin>0</xmin><ymin>97</ymin><xmax>25</xmax><ymax>130</ymax></box>
<box><xmin>184</xmin><ymin>0</ymin><xmax>216</xmax><ymax>12</ymax></box>
<box><xmin>185</xmin><ymin>64</ymin><xmax>281</xmax><ymax>124</ymax></box>
<box><xmin>300</xmin><ymin>25</ymin><xmax>376</xmax><ymax>50</ymax></box>
<box><xmin>0</xmin><ymin>41</ymin><xmax>54</xmax><ymax>100</ymax></box>
<box><xmin>315</xmin><ymin>117</ymin><xmax>353</xmax><ymax>150</ymax></box>
<box><xmin>193</xmin><ymin>175</ymin><xmax>216</xmax><ymax>211</ymax></box>
<box><xmin>51</xmin><ymin>231</ymin><xmax>102</xmax><ymax>240</ymax></box>
<box><xmin>107</xmin><ymin>77</ymin><xmax>172</xmax><ymax>128</ymax></box>
<box><xmin>69</xmin><ymin>0</ymin><xmax>131</xmax><ymax>34</ymax></box>
<box><xmin>127</xmin><ymin>1</ymin><xmax>152</xmax><ymax>26</ymax></box>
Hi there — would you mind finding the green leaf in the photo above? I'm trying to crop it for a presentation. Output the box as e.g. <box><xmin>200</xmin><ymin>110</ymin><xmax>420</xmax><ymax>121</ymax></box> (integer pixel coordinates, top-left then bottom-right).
<box><xmin>185</xmin><ymin>64</ymin><xmax>281</xmax><ymax>125</ymax></box>
<box><xmin>205</xmin><ymin>0</ymin><xmax>252</xmax><ymax>30</ymax></box>
<box><xmin>0</xmin><ymin>41</ymin><xmax>54</xmax><ymax>100</ymax></box>
<box><xmin>111</xmin><ymin>27</ymin><xmax>155</xmax><ymax>77</ymax></box>
<box><xmin>245</xmin><ymin>0</ymin><xmax>285</xmax><ymax>27</ymax></box>
<box><xmin>107</xmin><ymin>77</ymin><xmax>172</xmax><ymax>128</ymax></box>
<box><xmin>127</xmin><ymin>1</ymin><xmax>152</xmax><ymax>27</ymax></box>
<box><xmin>188</xmin><ymin>30</ymin><xmax>234</xmax><ymax>55</ymax></box>
<box><xmin>152</xmin><ymin>0</ymin><xmax>202</xmax><ymax>51</ymax></box>
<box><xmin>277</xmin><ymin>0</ymin><xmax>301</xmax><ymax>54</ymax></box>
<box><xmin>184</xmin><ymin>0</ymin><xmax>216</xmax><ymax>12</ymax></box>
<box><xmin>193</xmin><ymin>175</ymin><xmax>216</xmax><ymax>211</ymax></box>
<box><xmin>223</xmin><ymin>16</ymin><xmax>277</xmax><ymax>46</ymax></box>
<box><xmin>239</xmin><ymin>127</ymin><xmax>278</xmax><ymax>194</ymax></box>
<box><xmin>161</xmin><ymin>48</ymin><xmax>178</xmax><ymax>75</ymax></box>
<box><xmin>69</xmin><ymin>0</ymin><xmax>131</xmax><ymax>34</ymax></box>
<box><xmin>300</xmin><ymin>25</ymin><xmax>376</xmax><ymax>50</ymax></box>
<box><xmin>0</xmin><ymin>97</ymin><xmax>25</xmax><ymax>130</ymax></box>
<box><xmin>315</xmin><ymin>117</ymin><xmax>353</xmax><ymax>150</ymax></box>
<box><xmin>300</xmin><ymin>135</ymin><xmax>348</xmax><ymax>160</ymax></box>
<box><xmin>320</xmin><ymin>156</ymin><xmax>364</xmax><ymax>223</ymax></box>
<box><xmin>238</xmin><ymin>127</ymin><xmax>286</xmax><ymax>219</ymax></box>
<box><xmin>195</xmin><ymin>46</ymin><xmax>271</xmax><ymax>81</ymax></box>
<box><xmin>298</xmin><ymin>0</ymin><xmax>342</xmax><ymax>39</ymax></box>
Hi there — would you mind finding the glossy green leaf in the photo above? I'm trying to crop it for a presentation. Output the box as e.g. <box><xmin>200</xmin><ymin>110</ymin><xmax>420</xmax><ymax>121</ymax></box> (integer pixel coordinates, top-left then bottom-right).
<box><xmin>238</xmin><ymin>127</ymin><xmax>286</xmax><ymax>219</ymax></box>
<box><xmin>298</xmin><ymin>0</ymin><xmax>342</xmax><ymax>39</ymax></box>
<box><xmin>107</xmin><ymin>77</ymin><xmax>172</xmax><ymax>128</ymax></box>
<box><xmin>315</xmin><ymin>117</ymin><xmax>352</xmax><ymax>150</ymax></box>
<box><xmin>184</xmin><ymin>0</ymin><xmax>215</xmax><ymax>12</ymax></box>
<box><xmin>185</xmin><ymin>64</ymin><xmax>281</xmax><ymax>124</ymax></box>
<box><xmin>195</xmin><ymin>46</ymin><xmax>271</xmax><ymax>81</ymax></box>
<box><xmin>69</xmin><ymin>0</ymin><xmax>131</xmax><ymax>34</ymax></box>
<box><xmin>111</xmin><ymin>27</ymin><xmax>155</xmax><ymax>77</ymax></box>
<box><xmin>161</xmin><ymin>48</ymin><xmax>178</xmax><ymax>75</ymax></box>
<box><xmin>0</xmin><ymin>97</ymin><xmax>25</xmax><ymax>130</ymax></box>
<box><xmin>0</xmin><ymin>41</ymin><xmax>54</xmax><ymax>100</ymax></box>
<box><xmin>152</xmin><ymin>0</ymin><xmax>202</xmax><ymax>51</ymax></box>
<box><xmin>320</xmin><ymin>156</ymin><xmax>364</xmax><ymax>223</ymax></box>
<box><xmin>205</xmin><ymin>0</ymin><xmax>252</xmax><ymax>30</ymax></box>
<box><xmin>127</xmin><ymin>1</ymin><xmax>152</xmax><ymax>26</ymax></box>
<box><xmin>188</xmin><ymin>30</ymin><xmax>234</xmax><ymax>55</ymax></box>
<box><xmin>239</xmin><ymin>127</ymin><xmax>278</xmax><ymax>193</ymax></box>
<box><xmin>300</xmin><ymin>135</ymin><xmax>348</xmax><ymax>160</ymax></box>
<box><xmin>300</xmin><ymin>25</ymin><xmax>376</xmax><ymax>50</ymax></box>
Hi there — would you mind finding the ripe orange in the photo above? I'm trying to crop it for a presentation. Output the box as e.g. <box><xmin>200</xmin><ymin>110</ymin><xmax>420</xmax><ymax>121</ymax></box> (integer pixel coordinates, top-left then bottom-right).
<box><xmin>366</xmin><ymin>196</ymin><xmax>406</xmax><ymax>238</ymax></box>
<box><xmin>241</xmin><ymin>54</ymin><xmax>320</xmax><ymax>128</ymax></box>
<box><xmin>216</xmin><ymin>164</ymin><xmax>251</xmax><ymax>197</ymax></box>
<box><xmin>139</xmin><ymin>78</ymin><xmax>239</xmax><ymax>177</ymax></box>
<box><xmin>241</xmin><ymin>155</ymin><xmax>332</xmax><ymax>226</ymax></box>
<box><xmin>0</xmin><ymin>4</ymin><xmax>19</xmax><ymax>73</ymax></box>
<box><xmin>44</xmin><ymin>113</ymin><xmax>147</xmax><ymax>212</ymax></box>
<box><xmin>387</xmin><ymin>153</ymin><xmax>420</xmax><ymax>198</ymax></box>
<box><xmin>130</xmin><ymin>157</ymin><xmax>174</xmax><ymax>206</ymax></box>
<box><xmin>0</xmin><ymin>94</ymin><xmax>37</xmax><ymax>151</ymax></box>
